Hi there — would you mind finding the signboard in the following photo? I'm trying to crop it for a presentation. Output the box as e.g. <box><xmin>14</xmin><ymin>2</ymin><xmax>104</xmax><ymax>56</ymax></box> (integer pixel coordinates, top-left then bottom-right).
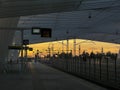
<box><xmin>41</xmin><ymin>28</ymin><xmax>52</xmax><ymax>37</ymax></box>
<box><xmin>8</xmin><ymin>46</ymin><xmax>33</xmax><ymax>51</ymax></box>
<box><xmin>23</xmin><ymin>39</ymin><xmax>29</xmax><ymax>45</ymax></box>
<box><xmin>29</xmin><ymin>48</ymin><xmax>33</xmax><ymax>51</ymax></box>
<box><xmin>8</xmin><ymin>46</ymin><xmax>22</xmax><ymax>50</ymax></box>
<box><xmin>31</xmin><ymin>27</ymin><xmax>52</xmax><ymax>37</ymax></box>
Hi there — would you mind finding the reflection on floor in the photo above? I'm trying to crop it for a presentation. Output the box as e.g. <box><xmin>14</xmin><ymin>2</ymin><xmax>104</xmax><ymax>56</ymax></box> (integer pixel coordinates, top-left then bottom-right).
<box><xmin>0</xmin><ymin>62</ymin><xmax>107</xmax><ymax>90</ymax></box>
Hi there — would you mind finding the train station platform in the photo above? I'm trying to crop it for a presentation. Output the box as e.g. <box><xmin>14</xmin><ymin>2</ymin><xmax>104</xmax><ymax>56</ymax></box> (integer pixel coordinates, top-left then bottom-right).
<box><xmin>0</xmin><ymin>62</ymin><xmax>108</xmax><ymax>90</ymax></box>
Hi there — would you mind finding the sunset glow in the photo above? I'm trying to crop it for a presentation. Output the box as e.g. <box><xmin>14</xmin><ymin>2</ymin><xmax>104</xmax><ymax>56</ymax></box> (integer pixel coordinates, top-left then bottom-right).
<box><xmin>27</xmin><ymin>39</ymin><xmax>120</xmax><ymax>58</ymax></box>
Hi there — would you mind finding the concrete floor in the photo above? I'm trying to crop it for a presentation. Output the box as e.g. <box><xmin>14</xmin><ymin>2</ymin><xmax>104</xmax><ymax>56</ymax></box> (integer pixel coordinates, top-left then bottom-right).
<box><xmin>0</xmin><ymin>62</ymin><xmax>108</xmax><ymax>90</ymax></box>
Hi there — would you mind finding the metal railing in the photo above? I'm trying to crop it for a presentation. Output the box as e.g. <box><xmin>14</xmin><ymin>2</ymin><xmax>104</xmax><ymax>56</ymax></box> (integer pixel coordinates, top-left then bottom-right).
<box><xmin>40</xmin><ymin>57</ymin><xmax>120</xmax><ymax>89</ymax></box>
<box><xmin>0</xmin><ymin>61</ymin><xmax>30</xmax><ymax>73</ymax></box>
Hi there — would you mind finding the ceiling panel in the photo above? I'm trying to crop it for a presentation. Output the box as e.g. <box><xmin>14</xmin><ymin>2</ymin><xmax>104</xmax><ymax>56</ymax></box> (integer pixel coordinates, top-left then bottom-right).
<box><xmin>0</xmin><ymin>0</ymin><xmax>118</xmax><ymax>44</ymax></box>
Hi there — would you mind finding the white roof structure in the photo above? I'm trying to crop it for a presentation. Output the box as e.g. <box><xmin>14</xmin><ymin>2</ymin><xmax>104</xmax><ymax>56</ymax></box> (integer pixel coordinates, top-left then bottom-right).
<box><xmin>0</xmin><ymin>0</ymin><xmax>119</xmax><ymax>44</ymax></box>
<box><xmin>15</xmin><ymin>0</ymin><xmax>120</xmax><ymax>44</ymax></box>
<box><xmin>0</xmin><ymin>0</ymin><xmax>120</xmax><ymax>62</ymax></box>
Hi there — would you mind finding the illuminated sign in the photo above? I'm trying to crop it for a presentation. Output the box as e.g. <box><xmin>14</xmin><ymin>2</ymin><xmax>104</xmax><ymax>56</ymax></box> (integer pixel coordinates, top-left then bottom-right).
<box><xmin>31</xmin><ymin>27</ymin><xmax>52</xmax><ymax>37</ymax></box>
<box><xmin>32</xmin><ymin>27</ymin><xmax>41</xmax><ymax>35</ymax></box>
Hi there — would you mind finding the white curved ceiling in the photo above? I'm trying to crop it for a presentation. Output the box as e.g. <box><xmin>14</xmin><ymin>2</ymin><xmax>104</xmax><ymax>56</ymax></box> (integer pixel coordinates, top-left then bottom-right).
<box><xmin>0</xmin><ymin>0</ymin><xmax>119</xmax><ymax>18</ymax></box>
<box><xmin>0</xmin><ymin>0</ymin><xmax>81</xmax><ymax>18</ymax></box>
<box><xmin>1</xmin><ymin>0</ymin><xmax>120</xmax><ymax>44</ymax></box>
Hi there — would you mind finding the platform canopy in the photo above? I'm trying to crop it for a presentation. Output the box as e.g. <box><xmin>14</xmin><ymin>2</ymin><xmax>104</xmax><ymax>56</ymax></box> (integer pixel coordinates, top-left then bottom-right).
<box><xmin>0</xmin><ymin>0</ymin><xmax>120</xmax><ymax>44</ymax></box>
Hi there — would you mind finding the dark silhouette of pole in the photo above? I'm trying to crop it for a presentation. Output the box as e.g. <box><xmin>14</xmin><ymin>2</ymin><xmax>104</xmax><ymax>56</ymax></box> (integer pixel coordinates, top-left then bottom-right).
<box><xmin>66</xmin><ymin>38</ymin><xmax>69</xmax><ymax>56</ymax></box>
<box><xmin>62</xmin><ymin>41</ymin><xmax>64</xmax><ymax>53</ymax></box>
<box><xmin>73</xmin><ymin>38</ymin><xmax>76</xmax><ymax>56</ymax></box>
<box><xmin>21</xmin><ymin>30</ymin><xmax>24</xmax><ymax>63</ymax></box>
<box><xmin>79</xmin><ymin>45</ymin><xmax>81</xmax><ymax>56</ymax></box>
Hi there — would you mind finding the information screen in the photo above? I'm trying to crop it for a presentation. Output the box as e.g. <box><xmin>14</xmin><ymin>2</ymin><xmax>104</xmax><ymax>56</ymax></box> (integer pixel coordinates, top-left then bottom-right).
<box><xmin>41</xmin><ymin>28</ymin><xmax>52</xmax><ymax>37</ymax></box>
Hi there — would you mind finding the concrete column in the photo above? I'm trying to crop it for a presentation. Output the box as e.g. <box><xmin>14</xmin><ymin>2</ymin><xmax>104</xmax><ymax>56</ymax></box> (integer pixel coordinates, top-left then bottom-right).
<box><xmin>0</xmin><ymin>17</ymin><xmax>19</xmax><ymax>63</ymax></box>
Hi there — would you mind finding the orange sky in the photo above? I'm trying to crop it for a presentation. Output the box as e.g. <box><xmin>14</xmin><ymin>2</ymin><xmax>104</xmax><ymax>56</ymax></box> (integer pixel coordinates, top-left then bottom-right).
<box><xmin>27</xmin><ymin>39</ymin><xmax>120</xmax><ymax>57</ymax></box>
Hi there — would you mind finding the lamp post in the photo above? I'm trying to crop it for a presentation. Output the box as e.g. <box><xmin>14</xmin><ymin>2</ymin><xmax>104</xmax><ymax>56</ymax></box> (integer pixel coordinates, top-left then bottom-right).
<box><xmin>21</xmin><ymin>30</ymin><xmax>24</xmax><ymax>63</ymax></box>
<box><xmin>33</xmin><ymin>49</ymin><xmax>40</xmax><ymax>62</ymax></box>
<box><xmin>75</xmin><ymin>40</ymin><xmax>96</xmax><ymax>56</ymax></box>
<box><xmin>62</xmin><ymin>41</ymin><xmax>64</xmax><ymax>53</ymax></box>
<box><xmin>66</xmin><ymin>38</ymin><xmax>69</xmax><ymax>55</ymax></box>
<box><xmin>57</xmin><ymin>41</ymin><xmax>68</xmax><ymax>54</ymax></box>
<box><xmin>73</xmin><ymin>38</ymin><xmax>76</xmax><ymax>56</ymax></box>
<box><xmin>79</xmin><ymin>45</ymin><xmax>81</xmax><ymax>56</ymax></box>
